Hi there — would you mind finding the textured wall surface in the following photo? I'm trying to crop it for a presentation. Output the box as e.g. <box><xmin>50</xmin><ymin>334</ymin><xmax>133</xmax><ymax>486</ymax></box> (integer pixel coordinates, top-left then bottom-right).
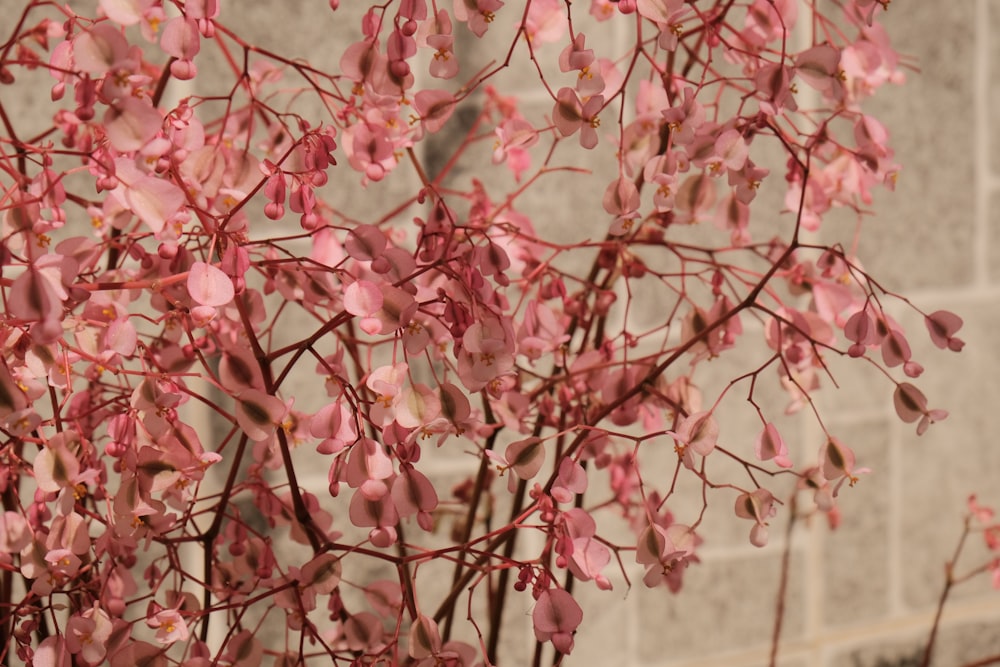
<box><xmin>219</xmin><ymin>2</ymin><xmax>1000</xmax><ymax>665</ymax></box>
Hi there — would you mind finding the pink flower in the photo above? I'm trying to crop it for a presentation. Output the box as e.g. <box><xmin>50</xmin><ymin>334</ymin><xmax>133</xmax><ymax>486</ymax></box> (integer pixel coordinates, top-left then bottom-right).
<box><xmin>603</xmin><ymin>177</ymin><xmax>641</xmax><ymax>235</ymax></box>
<box><xmin>453</xmin><ymin>0</ymin><xmax>504</xmax><ymax>37</ymax></box>
<box><xmin>662</xmin><ymin>87</ymin><xmax>705</xmax><ymax>145</ymax></box>
<box><xmin>408</xmin><ymin>614</ymin><xmax>443</xmax><ymax>660</ymax></box>
<box><xmin>636</xmin><ymin>523</ymin><xmax>699</xmax><ymax>590</ymax></box>
<box><xmin>160</xmin><ymin>18</ymin><xmax>201</xmax><ymax>80</ymax></box>
<box><xmin>893</xmin><ymin>383</ymin><xmax>948</xmax><ymax>435</ymax></box>
<box><xmin>925</xmin><ymin>310</ymin><xmax>965</xmax><ymax>352</ymax></box>
<box><xmin>66</xmin><ymin>604</ymin><xmax>113</xmax><ymax>664</ymax></box>
<box><xmin>426</xmin><ymin>11</ymin><xmax>459</xmax><ymax>79</ymax></box>
<box><xmin>148</xmin><ymin>607</ymin><xmax>190</xmax><ymax>644</ymax></box>
<box><xmin>235</xmin><ymin>389</ymin><xmax>288</xmax><ymax>442</ymax></box>
<box><xmin>673</xmin><ymin>411</ymin><xmax>718</xmax><ymax>458</ymax></box>
<box><xmin>412</xmin><ymin>89</ymin><xmax>456</xmax><ymax>134</ymax></box>
<box><xmin>99</xmin><ymin>0</ymin><xmax>155</xmax><ymax>26</ymax></box>
<box><xmin>391</xmin><ymin>464</ymin><xmax>438</xmax><ymax>530</ymax></box>
<box><xmin>457</xmin><ymin>318</ymin><xmax>515</xmax><ymax>393</ymax></box>
<box><xmin>349</xmin><ymin>479</ymin><xmax>399</xmax><ymax>547</ymax></box>
<box><xmin>524</xmin><ymin>0</ymin><xmax>565</xmax><ymax>44</ymax></box>
<box><xmin>345</xmin><ymin>117</ymin><xmax>398</xmax><ymax>182</ymax></box>
<box><xmin>637</xmin><ymin>0</ymin><xmax>687</xmax><ymax>50</ymax></box>
<box><xmin>735</xmin><ymin>488</ymin><xmax>777</xmax><ymax>547</ymax></box>
<box><xmin>754</xmin><ymin>422</ymin><xmax>792</xmax><ymax>468</ymax></box>
<box><xmin>492</xmin><ymin>118</ymin><xmax>538</xmax><ymax>181</ymax></box>
<box><xmin>72</xmin><ymin>24</ymin><xmax>129</xmax><ymax>75</ymax></box>
<box><xmin>795</xmin><ymin>43</ymin><xmax>844</xmax><ymax>102</ymax></box>
<box><xmin>553</xmin><ymin>88</ymin><xmax>603</xmax><ymax>149</ymax></box>
<box><xmin>755</xmin><ymin>62</ymin><xmax>798</xmax><ymax>116</ymax></box>
<box><xmin>532</xmin><ymin>588</ymin><xmax>582</xmax><ymax>654</ymax></box>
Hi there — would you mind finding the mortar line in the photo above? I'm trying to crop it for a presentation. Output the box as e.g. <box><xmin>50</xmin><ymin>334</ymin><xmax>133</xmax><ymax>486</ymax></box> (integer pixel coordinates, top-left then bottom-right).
<box><xmin>886</xmin><ymin>392</ymin><xmax>904</xmax><ymax>618</ymax></box>
<box><xmin>975</xmin><ymin>0</ymin><xmax>990</xmax><ymax>287</ymax></box>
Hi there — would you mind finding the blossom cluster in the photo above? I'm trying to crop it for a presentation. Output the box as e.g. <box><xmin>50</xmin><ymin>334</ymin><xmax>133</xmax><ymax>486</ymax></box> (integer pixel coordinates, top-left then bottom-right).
<box><xmin>0</xmin><ymin>0</ymin><xmax>963</xmax><ymax>665</ymax></box>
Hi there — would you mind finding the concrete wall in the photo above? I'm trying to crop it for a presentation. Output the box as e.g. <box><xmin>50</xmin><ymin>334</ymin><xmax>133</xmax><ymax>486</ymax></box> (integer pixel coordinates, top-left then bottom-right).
<box><xmin>211</xmin><ymin>3</ymin><xmax>1000</xmax><ymax>664</ymax></box>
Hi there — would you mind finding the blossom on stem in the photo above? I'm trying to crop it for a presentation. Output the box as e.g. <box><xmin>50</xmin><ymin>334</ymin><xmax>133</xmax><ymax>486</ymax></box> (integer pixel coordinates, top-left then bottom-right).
<box><xmin>553</xmin><ymin>87</ymin><xmax>603</xmax><ymax>149</ymax></box>
<box><xmin>147</xmin><ymin>606</ymin><xmax>190</xmax><ymax>644</ymax></box>
<box><xmin>636</xmin><ymin>522</ymin><xmax>699</xmax><ymax>590</ymax></box>
<box><xmin>160</xmin><ymin>18</ymin><xmax>201</xmax><ymax>80</ymax></box>
<box><xmin>734</xmin><ymin>488</ymin><xmax>777</xmax><ymax>547</ymax></box>
<box><xmin>532</xmin><ymin>588</ymin><xmax>582</xmax><ymax>654</ymax></box>
<box><xmin>453</xmin><ymin>0</ymin><xmax>504</xmax><ymax>37</ymax></box>
<box><xmin>492</xmin><ymin>118</ymin><xmax>538</xmax><ymax>181</ymax></box>
<box><xmin>893</xmin><ymin>383</ymin><xmax>948</xmax><ymax>435</ymax></box>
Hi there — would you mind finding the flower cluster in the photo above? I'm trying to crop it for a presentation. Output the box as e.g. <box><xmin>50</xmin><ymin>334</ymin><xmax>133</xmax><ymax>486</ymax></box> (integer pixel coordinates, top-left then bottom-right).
<box><xmin>0</xmin><ymin>0</ymin><xmax>964</xmax><ymax>665</ymax></box>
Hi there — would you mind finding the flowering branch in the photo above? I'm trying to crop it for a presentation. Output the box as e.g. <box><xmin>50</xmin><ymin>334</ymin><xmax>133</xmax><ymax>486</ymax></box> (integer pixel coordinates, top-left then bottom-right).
<box><xmin>0</xmin><ymin>0</ymin><xmax>972</xmax><ymax>665</ymax></box>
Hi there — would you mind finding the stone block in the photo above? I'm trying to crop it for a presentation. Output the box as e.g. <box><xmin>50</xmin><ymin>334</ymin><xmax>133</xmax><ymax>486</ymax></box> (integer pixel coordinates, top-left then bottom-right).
<box><xmin>896</xmin><ymin>294</ymin><xmax>1000</xmax><ymax>609</ymax></box>
<box><xmin>849</xmin><ymin>2</ymin><xmax>976</xmax><ymax>291</ymax></box>
<box><xmin>990</xmin><ymin>2</ymin><xmax>1000</xmax><ymax>177</ymax></box>
<box><xmin>216</xmin><ymin>2</ymin><xmax>362</xmax><ymax>73</ymax></box>
<box><xmin>820</xmin><ymin>418</ymin><xmax>891</xmax><ymax>628</ymax></box>
<box><xmin>813</xmin><ymin>352</ymin><xmax>891</xmax><ymax>423</ymax></box>
<box><xmin>989</xmin><ymin>190</ymin><xmax>1000</xmax><ymax>286</ymax></box>
<box><xmin>570</xmin><ymin>580</ymin><xmax>637</xmax><ymax>666</ymax></box>
<box><xmin>826</xmin><ymin>618</ymin><xmax>1000</xmax><ymax>667</ymax></box>
<box><xmin>636</xmin><ymin>550</ymin><xmax>806</xmax><ymax>663</ymax></box>
<box><xmin>826</xmin><ymin>632</ymin><xmax>924</xmax><ymax>667</ymax></box>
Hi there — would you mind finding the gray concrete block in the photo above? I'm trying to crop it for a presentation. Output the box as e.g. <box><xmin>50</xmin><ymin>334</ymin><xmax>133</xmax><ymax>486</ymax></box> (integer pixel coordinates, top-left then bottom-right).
<box><xmin>989</xmin><ymin>190</ymin><xmax>1000</xmax><ymax>285</ymax></box>
<box><xmin>570</xmin><ymin>581</ymin><xmax>636</xmax><ymax>665</ymax></box>
<box><xmin>636</xmin><ymin>551</ymin><xmax>806</xmax><ymax>663</ymax></box>
<box><xmin>852</xmin><ymin>2</ymin><xmax>976</xmax><ymax>290</ymax></box>
<box><xmin>821</xmin><ymin>419</ymin><xmax>891</xmax><ymax>628</ymax></box>
<box><xmin>896</xmin><ymin>295</ymin><xmax>1000</xmax><ymax>609</ymax></box>
<box><xmin>813</xmin><ymin>352</ymin><xmax>891</xmax><ymax>422</ymax></box>
<box><xmin>826</xmin><ymin>619</ymin><xmax>1000</xmax><ymax>667</ymax></box>
<box><xmin>826</xmin><ymin>633</ymin><xmax>924</xmax><ymax>667</ymax></box>
<box><xmin>989</xmin><ymin>2</ymin><xmax>1000</xmax><ymax>177</ymax></box>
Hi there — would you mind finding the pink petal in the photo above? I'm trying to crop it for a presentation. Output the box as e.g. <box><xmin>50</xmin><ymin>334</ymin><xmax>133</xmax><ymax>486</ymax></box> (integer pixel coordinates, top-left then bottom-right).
<box><xmin>187</xmin><ymin>262</ymin><xmax>234</xmax><ymax>307</ymax></box>
<box><xmin>34</xmin><ymin>444</ymin><xmax>81</xmax><ymax>493</ymax></box>
<box><xmin>893</xmin><ymin>382</ymin><xmax>927</xmax><ymax>423</ymax></box>
<box><xmin>795</xmin><ymin>44</ymin><xmax>841</xmax><ymax>84</ymax></box>
<box><xmin>235</xmin><ymin>389</ymin><xmax>285</xmax><ymax>441</ymax></box>
<box><xmin>413</xmin><ymin>89</ymin><xmax>456</xmax><ymax>134</ymax></box>
<box><xmin>72</xmin><ymin>24</ymin><xmax>128</xmax><ymax>74</ymax></box>
<box><xmin>104</xmin><ymin>97</ymin><xmax>163</xmax><ymax>152</ymax></box>
<box><xmin>391</xmin><ymin>466</ymin><xmax>438</xmax><ymax>517</ymax></box>
<box><xmin>925</xmin><ymin>310</ymin><xmax>964</xmax><ymax>350</ymax></box>
<box><xmin>754</xmin><ymin>422</ymin><xmax>790</xmax><ymax>467</ymax></box>
<box><xmin>124</xmin><ymin>175</ymin><xmax>184</xmax><ymax>233</ymax></box>
<box><xmin>880</xmin><ymin>328</ymin><xmax>911</xmax><ymax>367</ymax></box>
<box><xmin>408</xmin><ymin>615</ymin><xmax>442</xmax><ymax>660</ymax></box>
<box><xmin>636</xmin><ymin>0</ymin><xmax>683</xmax><ymax>23</ymax></box>
<box><xmin>345</xmin><ymin>224</ymin><xmax>387</xmax><ymax>260</ymax></box>
<box><xmin>106</xmin><ymin>318</ymin><xmax>137</xmax><ymax>355</ymax></box>
<box><xmin>100</xmin><ymin>0</ymin><xmax>152</xmax><ymax>25</ymax></box>
<box><xmin>505</xmin><ymin>437</ymin><xmax>545</xmax><ymax>479</ymax></box>
<box><xmin>300</xmin><ymin>553</ymin><xmax>342</xmax><ymax>594</ymax></box>
<box><xmin>160</xmin><ymin>18</ymin><xmax>201</xmax><ymax>60</ymax></box>
<box><xmin>344</xmin><ymin>280</ymin><xmax>383</xmax><ymax>317</ymax></box>
<box><xmin>602</xmin><ymin>177</ymin><xmax>640</xmax><ymax>216</ymax></box>
<box><xmin>532</xmin><ymin>588</ymin><xmax>583</xmax><ymax>636</ymax></box>
<box><xmin>677</xmin><ymin>411</ymin><xmax>718</xmax><ymax>456</ymax></box>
